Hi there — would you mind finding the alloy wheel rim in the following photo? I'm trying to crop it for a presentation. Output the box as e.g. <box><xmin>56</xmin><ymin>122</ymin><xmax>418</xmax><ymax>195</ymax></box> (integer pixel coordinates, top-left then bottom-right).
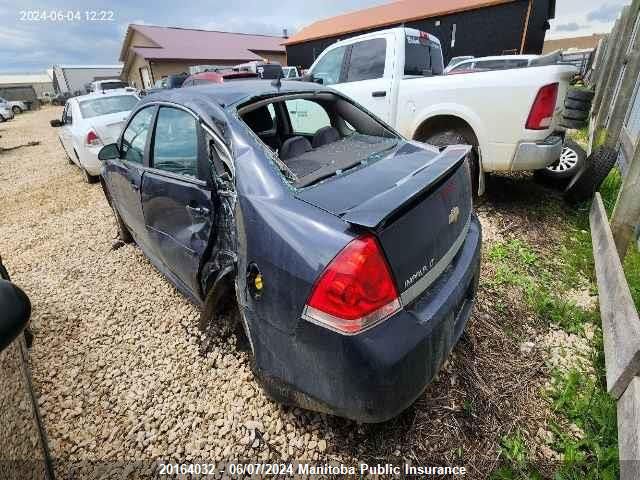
<box><xmin>547</xmin><ymin>146</ymin><xmax>579</xmax><ymax>172</ymax></box>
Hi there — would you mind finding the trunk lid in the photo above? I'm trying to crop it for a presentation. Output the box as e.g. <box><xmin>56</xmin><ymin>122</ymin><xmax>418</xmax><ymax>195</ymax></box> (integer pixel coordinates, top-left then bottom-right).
<box><xmin>296</xmin><ymin>142</ymin><xmax>472</xmax><ymax>304</ymax></box>
<box><xmin>90</xmin><ymin>111</ymin><xmax>131</xmax><ymax>144</ymax></box>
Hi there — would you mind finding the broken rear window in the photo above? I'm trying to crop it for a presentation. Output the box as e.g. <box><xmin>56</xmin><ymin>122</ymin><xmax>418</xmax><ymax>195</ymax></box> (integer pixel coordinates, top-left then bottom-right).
<box><xmin>238</xmin><ymin>93</ymin><xmax>399</xmax><ymax>188</ymax></box>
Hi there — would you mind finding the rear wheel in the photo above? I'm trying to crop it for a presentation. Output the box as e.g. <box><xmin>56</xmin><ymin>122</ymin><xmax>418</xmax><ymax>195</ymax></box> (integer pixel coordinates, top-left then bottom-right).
<box><xmin>424</xmin><ymin>130</ymin><xmax>480</xmax><ymax>198</ymax></box>
<box><xmin>11</xmin><ymin>106</ymin><xmax>22</xmax><ymax>114</ymax></box>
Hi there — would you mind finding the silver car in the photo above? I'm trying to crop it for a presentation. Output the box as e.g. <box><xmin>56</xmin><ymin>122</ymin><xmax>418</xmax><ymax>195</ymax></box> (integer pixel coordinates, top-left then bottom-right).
<box><xmin>0</xmin><ymin>97</ymin><xmax>27</xmax><ymax>114</ymax></box>
<box><xmin>0</xmin><ymin>104</ymin><xmax>14</xmax><ymax>122</ymax></box>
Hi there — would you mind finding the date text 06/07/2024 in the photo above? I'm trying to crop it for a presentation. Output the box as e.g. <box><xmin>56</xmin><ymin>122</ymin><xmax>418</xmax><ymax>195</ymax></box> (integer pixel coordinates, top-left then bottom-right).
<box><xmin>158</xmin><ymin>462</ymin><xmax>468</xmax><ymax>476</ymax></box>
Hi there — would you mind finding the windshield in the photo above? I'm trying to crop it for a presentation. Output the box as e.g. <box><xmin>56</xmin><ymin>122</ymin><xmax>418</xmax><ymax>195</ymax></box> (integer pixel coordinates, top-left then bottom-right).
<box><xmin>100</xmin><ymin>81</ymin><xmax>128</xmax><ymax>90</ymax></box>
<box><xmin>404</xmin><ymin>33</ymin><xmax>444</xmax><ymax>76</ymax></box>
<box><xmin>79</xmin><ymin>95</ymin><xmax>138</xmax><ymax>119</ymax></box>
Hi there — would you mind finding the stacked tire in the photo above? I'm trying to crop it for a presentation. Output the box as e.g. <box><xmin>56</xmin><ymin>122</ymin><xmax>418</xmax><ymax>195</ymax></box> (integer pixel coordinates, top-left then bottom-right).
<box><xmin>559</xmin><ymin>88</ymin><xmax>594</xmax><ymax>130</ymax></box>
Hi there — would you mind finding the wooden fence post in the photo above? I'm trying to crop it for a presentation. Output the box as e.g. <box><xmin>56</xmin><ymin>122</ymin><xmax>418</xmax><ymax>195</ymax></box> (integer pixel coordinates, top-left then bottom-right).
<box><xmin>592</xmin><ymin>17</ymin><xmax>622</xmax><ymax>115</ymax></box>
<box><xmin>595</xmin><ymin>4</ymin><xmax>637</xmax><ymax>131</ymax></box>
<box><xmin>618</xmin><ymin>377</ymin><xmax>640</xmax><ymax>480</ymax></box>
<box><xmin>591</xmin><ymin>193</ymin><xmax>640</xmax><ymax>399</ymax></box>
<box><xmin>611</xmin><ymin>140</ymin><xmax>640</xmax><ymax>258</ymax></box>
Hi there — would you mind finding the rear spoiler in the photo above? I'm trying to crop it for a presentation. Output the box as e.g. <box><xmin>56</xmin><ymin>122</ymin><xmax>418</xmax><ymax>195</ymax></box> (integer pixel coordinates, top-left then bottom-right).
<box><xmin>340</xmin><ymin>145</ymin><xmax>471</xmax><ymax>228</ymax></box>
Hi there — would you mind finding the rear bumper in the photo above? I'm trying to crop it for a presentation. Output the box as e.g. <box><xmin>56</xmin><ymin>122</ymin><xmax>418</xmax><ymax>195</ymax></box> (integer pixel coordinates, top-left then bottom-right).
<box><xmin>510</xmin><ymin>134</ymin><xmax>563</xmax><ymax>171</ymax></box>
<box><xmin>80</xmin><ymin>146</ymin><xmax>103</xmax><ymax>176</ymax></box>
<box><xmin>253</xmin><ymin>215</ymin><xmax>482</xmax><ymax>422</ymax></box>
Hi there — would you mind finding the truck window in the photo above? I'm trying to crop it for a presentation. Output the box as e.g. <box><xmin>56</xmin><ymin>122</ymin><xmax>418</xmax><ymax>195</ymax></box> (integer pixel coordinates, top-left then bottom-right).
<box><xmin>405</xmin><ymin>34</ymin><xmax>444</xmax><ymax>76</ymax></box>
<box><xmin>285</xmin><ymin>99</ymin><xmax>331</xmax><ymax>135</ymax></box>
<box><xmin>312</xmin><ymin>46</ymin><xmax>346</xmax><ymax>86</ymax></box>
<box><xmin>345</xmin><ymin>39</ymin><xmax>386</xmax><ymax>82</ymax></box>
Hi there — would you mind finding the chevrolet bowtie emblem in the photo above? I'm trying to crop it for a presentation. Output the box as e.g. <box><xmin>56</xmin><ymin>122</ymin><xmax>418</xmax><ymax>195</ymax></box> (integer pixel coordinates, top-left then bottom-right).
<box><xmin>449</xmin><ymin>206</ymin><xmax>460</xmax><ymax>224</ymax></box>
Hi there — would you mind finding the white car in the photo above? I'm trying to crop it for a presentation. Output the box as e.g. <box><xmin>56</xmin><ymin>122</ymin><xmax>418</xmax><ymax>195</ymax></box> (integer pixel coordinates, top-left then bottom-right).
<box><xmin>444</xmin><ymin>54</ymin><xmax>539</xmax><ymax>74</ymax></box>
<box><xmin>282</xmin><ymin>66</ymin><xmax>300</xmax><ymax>79</ymax></box>
<box><xmin>0</xmin><ymin>97</ymin><xmax>27</xmax><ymax>114</ymax></box>
<box><xmin>0</xmin><ymin>103</ymin><xmax>14</xmax><ymax>122</ymax></box>
<box><xmin>50</xmin><ymin>91</ymin><xmax>139</xmax><ymax>183</ymax></box>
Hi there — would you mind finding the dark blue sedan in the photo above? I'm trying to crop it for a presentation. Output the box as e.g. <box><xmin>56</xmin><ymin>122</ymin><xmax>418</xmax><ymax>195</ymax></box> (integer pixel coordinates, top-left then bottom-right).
<box><xmin>98</xmin><ymin>80</ymin><xmax>482</xmax><ymax>422</ymax></box>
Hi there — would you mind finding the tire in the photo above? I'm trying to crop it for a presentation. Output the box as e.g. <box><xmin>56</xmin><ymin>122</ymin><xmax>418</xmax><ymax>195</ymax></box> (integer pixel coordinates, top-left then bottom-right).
<box><xmin>84</xmin><ymin>169</ymin><xmax>99</xmax><ymax>184</ymax></box>
<box><xmin>424</xmin><ymin>130</ymin><xmax>480</xmax><ymax>198</ymax></box>
<box><xmin>560</xmin><ymin>117</ymin><xmax>588</xmax><ymax>130</ymax></box>
<box><xmin>11</xmin><ymin>106</ymin><xmax>22</xmax><ymax>114</ymax></box>
<box><xmin>563</xmin><ymin>108</ymin><xmax>589</xmax><ymax>121</ymax></box>
<box><xmin>566</xmin><ymin>89</ymin><xmax>595</xmax><ymax>102</ymax></box>
<box><xmin>564</xmin><ymin>146</ymin><xmax>618</xmax><ymax>204</ymax></box>
<box><xmin>564</xmin><ymin>98</ymin><xmax>590</xmax><ymax>111</ymax></box>
<box><xmin>538</xmin><ymin>139</ymin><xmax>586</xmax><ymax>180</ymax></box>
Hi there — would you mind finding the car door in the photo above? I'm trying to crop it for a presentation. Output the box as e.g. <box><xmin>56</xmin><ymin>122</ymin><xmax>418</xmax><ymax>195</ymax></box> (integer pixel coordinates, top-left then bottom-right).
<box><xmin>140</xmin><ymin>105</ymin><xmax>216</xmax><ymax>298</ymax></box>
<box><xmin>103</xmin><ymin>106</ymin><xmax>156</xmax><ymax>245</ymax></box>
<box><xmin>59</xmin><ymin>102</ymin><xmax>75</xmax><ymax>160</ymax></box>
<box><xmin>331</xmin><ymin>37</ymin><xmax>392</xmax><ymax>123</ymax></box>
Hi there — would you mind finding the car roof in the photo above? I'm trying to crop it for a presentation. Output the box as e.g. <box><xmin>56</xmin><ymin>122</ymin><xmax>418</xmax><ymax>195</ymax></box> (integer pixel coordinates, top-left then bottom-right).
<box><xmin>140</xmin><ymin>79</ymin><xmax>326</xmax><ymax>109</ymax></box>
<box><xmin>72</xmin><ymin>90</ymin><xmax>138</xmax><ymax>102</ymax></box>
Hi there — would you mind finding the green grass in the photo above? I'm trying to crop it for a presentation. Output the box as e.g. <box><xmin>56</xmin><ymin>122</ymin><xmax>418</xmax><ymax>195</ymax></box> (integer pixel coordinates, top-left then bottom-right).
<box><xmin>487</xmin><ymin>196</ymin><xmax>619</xmax><ymax>478</ymax></box>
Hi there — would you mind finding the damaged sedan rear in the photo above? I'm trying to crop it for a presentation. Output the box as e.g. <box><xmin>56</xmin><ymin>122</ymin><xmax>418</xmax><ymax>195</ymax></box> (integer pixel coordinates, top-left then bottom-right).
<box><xmin>97</xmin><ymin>80</ymin><xmax>482</xmax><ymax>422</ymax></box>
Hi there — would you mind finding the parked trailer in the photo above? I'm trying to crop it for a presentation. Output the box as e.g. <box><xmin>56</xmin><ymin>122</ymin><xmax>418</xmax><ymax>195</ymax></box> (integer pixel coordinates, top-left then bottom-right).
<box><xmin>52</xmin><ymin>65</ymin><xmax>123</xmax><ymax>96</ymax></box>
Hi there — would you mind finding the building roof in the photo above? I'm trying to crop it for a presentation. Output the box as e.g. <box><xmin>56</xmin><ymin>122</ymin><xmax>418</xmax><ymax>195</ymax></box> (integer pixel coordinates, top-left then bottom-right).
<box><xmin>120</xmin><ymin>25</ymin><xmax>286</xmax><ymax>63</ymax></box>
<box><xmin>542</xmin><ymin>34</ymin><xmax>606</xmax><ymax>54</ymax></box>
<box><xmin>283</xmin><ymin>0</ymin><xmax>515</xmax><ymax>46</ymax></box>
<box><xmin>0</xmin><ymin>73</ymin><xmax>52</xmax><ymax>85</ymax></box>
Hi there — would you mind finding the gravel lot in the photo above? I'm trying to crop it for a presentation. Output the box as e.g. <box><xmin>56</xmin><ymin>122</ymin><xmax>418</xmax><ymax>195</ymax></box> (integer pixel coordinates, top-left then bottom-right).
<box><xmin>0</xmin><ymin>107</ymin><xmax>592</xmax><ymax>478</ymax></box>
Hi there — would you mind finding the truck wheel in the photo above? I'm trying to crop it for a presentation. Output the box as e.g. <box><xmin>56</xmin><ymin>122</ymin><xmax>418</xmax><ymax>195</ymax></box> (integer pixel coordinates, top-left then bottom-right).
<box><xmin>564</xmin><ymin>98</ymin><xmax>590</xmax><ymax>111</ymax></box>
<box><xmin>559</xmin><ymin>118</ymin><xmax>588</xmax><ymax>130</ymax></box>
<box><xmin>424</xmin><ymin>130</ymin><xmax>480</xmax><ymax>198</ymax></box>
<box><xmin>12</xmin><ymin>106</ymin><xmax>22</xmax><ymax>114</ymax></box>
<box><xmin>566</xmin><ymin>89</ymin><xmax>595</xmax><ymax>102</ymax></box>
<box><xmin>564</xmin><ymin>146</ymin><xmax>618</xmax><ymax>204</ymax></box>
<box><xmin>563</xmin><ymin>108</ymin><xmax>589</xmax><ymax>121</ymax></box>
<box><xmin>537</xmin><ymin>139</ymin><xmax>586</xmax><ymax>181</ymax></box>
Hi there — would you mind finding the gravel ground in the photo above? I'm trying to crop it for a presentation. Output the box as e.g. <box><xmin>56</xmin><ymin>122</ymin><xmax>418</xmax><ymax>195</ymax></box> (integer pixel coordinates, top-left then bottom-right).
<box><xmin>0</xmin><ymin>108</ymin><xmax>590</xmax><ymax>478</ymax></box>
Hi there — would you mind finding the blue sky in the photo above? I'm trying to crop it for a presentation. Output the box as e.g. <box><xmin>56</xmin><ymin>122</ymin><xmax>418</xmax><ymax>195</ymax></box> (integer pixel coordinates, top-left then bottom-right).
<box><xmin>0</xmin><ymin>0</ymin><xmax>628</xmax><ymax>73</ymax></box>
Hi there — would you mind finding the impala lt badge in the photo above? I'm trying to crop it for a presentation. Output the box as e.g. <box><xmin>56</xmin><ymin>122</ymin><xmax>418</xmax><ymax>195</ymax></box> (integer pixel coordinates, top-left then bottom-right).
<box><xmin>449</xmin><ymin>206</ymin><xmax>460</xmax><ymax>224</ymax></box>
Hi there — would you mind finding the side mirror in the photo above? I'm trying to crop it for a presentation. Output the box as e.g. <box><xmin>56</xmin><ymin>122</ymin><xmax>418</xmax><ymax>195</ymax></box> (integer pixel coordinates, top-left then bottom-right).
<box><xmin>98</xmin><ymin>143</ymin><xmax>120</xmax><ymax>161</ymax></box>
<box><xmin>0</xmin><ymin>280</ymin><xmax>31</xmax><ymax>353</ymax></box>
<box><xmin>50</xmin><ymin>119</ymin><xmax>63</xmax><ymax>127</ymax></box>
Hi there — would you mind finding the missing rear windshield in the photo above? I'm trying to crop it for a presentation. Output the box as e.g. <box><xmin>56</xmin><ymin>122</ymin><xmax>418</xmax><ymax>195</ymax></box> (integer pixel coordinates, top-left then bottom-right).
<box><xmin>238</xmin><ymin>93</ymin><xmax>399</xmax><ymax>188</ymax></box>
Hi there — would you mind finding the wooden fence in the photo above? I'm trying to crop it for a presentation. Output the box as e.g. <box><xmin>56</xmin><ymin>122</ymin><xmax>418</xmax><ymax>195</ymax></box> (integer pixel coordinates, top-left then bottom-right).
<box><xmin>586</xmin><ymin>1</ymin><xmax>640</xmax><ymax>477</ymax></box>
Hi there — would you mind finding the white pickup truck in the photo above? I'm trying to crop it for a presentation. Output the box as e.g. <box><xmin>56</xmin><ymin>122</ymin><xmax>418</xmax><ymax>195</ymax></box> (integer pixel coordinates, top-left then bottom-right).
<box><xmin>305</xmin><ymin>27</ymin><xmax>577</xmax><ymax>194</ymax></box>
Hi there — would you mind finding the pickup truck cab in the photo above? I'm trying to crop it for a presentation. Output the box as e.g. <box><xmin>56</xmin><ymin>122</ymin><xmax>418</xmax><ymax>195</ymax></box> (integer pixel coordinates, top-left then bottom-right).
<box><xmin>306</xmin><ymin>27</ymin><xmax>577</xmax><ymax>194</ymax></box>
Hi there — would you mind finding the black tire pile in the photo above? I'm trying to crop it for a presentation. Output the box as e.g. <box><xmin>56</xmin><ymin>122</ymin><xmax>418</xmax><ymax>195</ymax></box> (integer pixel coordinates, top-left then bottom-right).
<box><xmin>559</xmin><ymin>88</ymin><xmax>593</xmax><ymax>130</ymax></box>
<box><xmin>557</xmin><ymin>88</ymin><xmax>619</xmax><ymax>204</ymax></box>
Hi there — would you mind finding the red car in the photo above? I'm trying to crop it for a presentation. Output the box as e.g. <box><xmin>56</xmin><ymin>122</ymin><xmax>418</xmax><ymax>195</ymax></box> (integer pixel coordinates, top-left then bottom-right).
<box><xmin>181</xmin><ymin>70</ymin><xmax>258</xmax><ymax>87</ymax></box>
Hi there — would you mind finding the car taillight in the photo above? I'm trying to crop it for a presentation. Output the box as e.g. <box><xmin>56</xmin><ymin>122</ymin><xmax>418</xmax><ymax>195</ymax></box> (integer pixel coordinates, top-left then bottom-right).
<box><xmin>526</xmin><ymin>83</ymin><xmax>559</xmax><ymax>130</ymax></box>
<box><xmin>303</xmin><ymin>234</ymin><xmax>401</xmax><ymax>335</ymax></box>
<box><xmin>86</xmin><ymin>130</ymin><xmax>102</xmax><ymax>146</ymax></box>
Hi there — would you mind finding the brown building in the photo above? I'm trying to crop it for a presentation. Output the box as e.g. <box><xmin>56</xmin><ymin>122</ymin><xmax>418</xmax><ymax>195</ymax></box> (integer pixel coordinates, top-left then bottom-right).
<box><xmin>284</xmin><ymin>0</ymin><xmax>557</xmax><ymax>68</ymax></box>
<box><xmin>119</xmin><ymin>24</ymin><xmax>286</xmax><ymax>88</ymax></box>
<box><xmin>542</xmin><ymin>33</ymin><xmax>606</xmax><ymax>53</ymax></box>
